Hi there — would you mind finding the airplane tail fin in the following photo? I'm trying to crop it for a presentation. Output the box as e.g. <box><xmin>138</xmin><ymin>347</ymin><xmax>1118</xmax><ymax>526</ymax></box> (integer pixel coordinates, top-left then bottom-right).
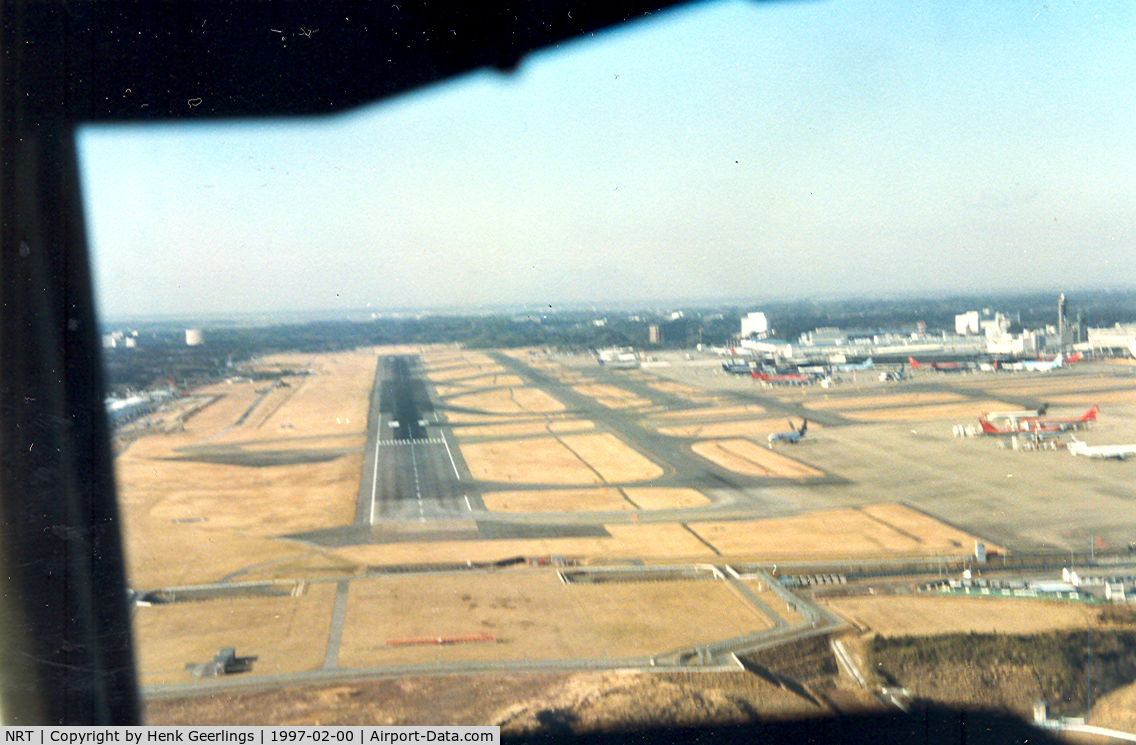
<box><xmin>1085</xmin><ymin>405</ymin><xmax>1100</xmax><ymax>421</ymax></box>
<box><xmin>978</xmin><ymin>419</ymin><xmax>1000</xmax><ymax>435</ymax></box>
<box><xmin>1054</xmin><ymin>354</ymin><xmax>1063</xmax><ymax>367</ymax></box>
<box><xmin>799</xmin><ymin>419</ymin><xmax>808</xmax><ymax>436</ymax></box>
<box><xmin>907</xmin><ymin>357</ymin><xmax>920</xmax><ymax>368</ymax></box>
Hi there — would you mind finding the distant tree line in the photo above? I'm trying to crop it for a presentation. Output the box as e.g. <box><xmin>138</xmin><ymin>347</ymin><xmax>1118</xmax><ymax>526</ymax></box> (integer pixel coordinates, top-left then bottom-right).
<box><xmin>101</xmin><ymin>290</ymin><xmax>1136</xmax><ymax>391</ymax></box>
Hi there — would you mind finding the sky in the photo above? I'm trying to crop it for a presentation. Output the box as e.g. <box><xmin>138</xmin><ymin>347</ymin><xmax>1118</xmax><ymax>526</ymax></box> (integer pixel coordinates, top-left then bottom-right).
<box><xmin>78</xmin><ymin>0</ymin><xmax>1136</xmax><ymax>320</ymax></box>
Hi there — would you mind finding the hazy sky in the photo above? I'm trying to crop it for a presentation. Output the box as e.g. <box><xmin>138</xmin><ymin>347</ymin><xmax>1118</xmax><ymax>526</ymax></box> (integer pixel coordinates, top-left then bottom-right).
<box><xmin>78</xmin><ymin>0</ymin><xmax>1136</xmax><ymax>319</ymax></box>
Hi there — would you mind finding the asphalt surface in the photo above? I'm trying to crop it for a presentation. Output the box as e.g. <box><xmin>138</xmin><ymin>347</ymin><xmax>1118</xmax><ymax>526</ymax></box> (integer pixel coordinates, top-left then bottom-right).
<box><xmin>488</xmin><ymin>351</ymin><xmax>846</xmax><ymax>493</ymax></box>
<box><xmin>358</xmin><ymin>356</ymin><xmax>475</xmax><ymax>524</ymax></box>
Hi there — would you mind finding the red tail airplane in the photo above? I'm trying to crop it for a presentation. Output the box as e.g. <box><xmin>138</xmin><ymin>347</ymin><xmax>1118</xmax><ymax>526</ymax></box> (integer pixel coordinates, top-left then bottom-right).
<box><xmin>752</xmin><ymin>369</ymin><xmax>808</xmax><ymax>385</ymax></box>
<box><xmin>1016</xmin><ymin>404</ymin><xmax>1098</xmax><ymax>428</ymax></box>
<box><xmin>979</xmin><ymin>405</ymin><xmax>1099</xmax><ymax>435</ymax></box>
<box><xmin>978</xmin><ymin>419</ymin><xmax>1064</xmax><ymax>436</ymax></box>
<box><xmin>908</xmin><ymin>357</ymin><xmax>966</xmax><ymax>372</ymax></box>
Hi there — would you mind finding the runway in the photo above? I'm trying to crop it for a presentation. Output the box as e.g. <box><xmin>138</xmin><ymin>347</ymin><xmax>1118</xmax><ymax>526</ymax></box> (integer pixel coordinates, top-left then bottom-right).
<box><xmin>356</xmin><ymin>355</ymin><xmax>477</xmax><ymax>524</ymax></box>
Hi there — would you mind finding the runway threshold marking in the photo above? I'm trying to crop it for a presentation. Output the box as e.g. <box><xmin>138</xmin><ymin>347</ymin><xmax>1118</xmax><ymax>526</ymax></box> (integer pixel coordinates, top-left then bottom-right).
<box><xmin>378</xmin><ymin>438</ymin><xmax>445</xmax><ymax>445</ymax></box>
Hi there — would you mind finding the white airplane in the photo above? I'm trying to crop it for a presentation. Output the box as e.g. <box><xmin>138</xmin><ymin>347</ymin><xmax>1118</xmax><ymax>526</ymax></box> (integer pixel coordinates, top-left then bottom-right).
<box><xmin>1021</xmin><ymin>354</ymin><xmax>1063</xmax><ymax>372</ymax></box>
<box><xmin>1068</xmin><ymin>435</ymin><xmax>1136</xmax><ymax>460</ymax></box>
<box><xmin>834</xmin><ymin>357</ymin><xmax>873</xmax><ymax>372</ymax></box>
<box><xmin>768</xmin><ymin>419</ymin><xmax>807</xmax><ymax>446</ymax></box>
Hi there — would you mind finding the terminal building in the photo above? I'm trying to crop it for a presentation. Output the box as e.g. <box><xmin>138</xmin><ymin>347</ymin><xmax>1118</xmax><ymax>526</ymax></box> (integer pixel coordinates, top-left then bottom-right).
<box><xmin>740</xmin><ymin>311</ymin><xmax>769</xmax><ymax>339</ymax></box>
<box><xmin>1087</xmin><ymin>324</ymin><xmax>1136</xmax><ymax>358</ymax></box>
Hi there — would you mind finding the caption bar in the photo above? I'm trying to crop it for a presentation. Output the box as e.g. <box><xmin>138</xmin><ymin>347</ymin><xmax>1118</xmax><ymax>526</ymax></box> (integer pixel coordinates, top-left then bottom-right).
<box><xmin>0</xmin><ymin>728</ymin><xmax>498</xmax><ymax>745</ymax></box>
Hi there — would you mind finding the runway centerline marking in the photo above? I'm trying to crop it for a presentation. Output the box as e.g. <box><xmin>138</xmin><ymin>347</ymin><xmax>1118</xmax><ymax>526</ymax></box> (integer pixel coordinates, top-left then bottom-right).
<box><xmin>411</xmin><ymin>442</ymin><xmax>425</xmax><ymax>522</ymax></box>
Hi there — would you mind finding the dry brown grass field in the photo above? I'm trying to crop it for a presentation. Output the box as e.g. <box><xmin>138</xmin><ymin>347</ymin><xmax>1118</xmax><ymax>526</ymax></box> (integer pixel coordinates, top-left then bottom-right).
<box><xmin>826</xmin><ymin>596</ymin><xmax>1095</xmax><ymax>636</ymax></box>
<box><xmin>479</xmin><ymin>487</ymin><xmax>710</xmax><ymax>513</ymax></box>
<box><xmin>454</xmin><ymin>419</ymin><xmax>596</xmax><ymax>439</ymax></box>
<box><xmin>1090</xmin><ymin>681</ymin><xmax>1136</xmax><ymax>734</ymax></box>
<box><xmin>326</xmin><ymin>523</ymin><xmax>712</xmax><ymax>566</ymax></box>
<box><xmin>480</xmin><ymin>488</ymin><xmax>636</xmax><ymax>513</ymax></box>
<box><xmin>336</xmin><ymin>572</ymin><xmax>772</xmax><ymax>666</ymax></box>
<box><xmin>133</xmin><ymin>582</ymin><xmax>337</xmax><ymax>686</ymax></box>
<box><xmin>571</xmin><ymin>383</ymin><xmax>654</xmax><ymax>410</ymax></box>
<box><xmin>621</xmin><ymin>487</ymin><xmax>711</xmax><ymax>510</ymax></box>
<box><xmin>689</xmin><ymin>439</ymin><xmax>823</xmax><ymax>479</ymax></box>
<box><xmin>446</xmin><ymin>388</ymin><xmax>566</xmax><ymax>415</ymax></box>
<box><xmin>656</xmin><ymin>418</ymin><xmax>821</xmax><ymax>439</ymax></box>
<box><xmin>459</xmin><ymin>433</ymin><xmax>662</xmax><ymax>485</ymax></box>
<box><xmin>123</xmin><ymin>346</ymin><xmax>1136</xmax><ymax>728</ymax></box>
<box><xmin>657</xmin><ymin>404</ymin><xmax>766</xmax><ymax>420</ymax></box>
<box><xmin>459</xmin><ymin>436</ymin><xmax>605</xmax><ymax>484</ymax></box>
<box><xmin>558</xmin><ymin>433</ymin><xmax>665</xmax><ymax>482</ymax></box>
<box><xmin>1045</xmin><ymin>390</ymin><xmax>1136</xmax><ymax>406</ymax></box>
<box><xmin>688</xmin><ymin>504</ymin><xmax>991</xmax><ymax>560</ymax></box>
<box><xmin>116</xmin><ymin>348</ymin><xmax>378</xmax><ymax>588</ymax></box>
<box><xmin>839</xmin><ymin>400</ymin><xmax>1017</xmax><ymax>422</ymax></box>
<box><xmin>424</xmin><ymin>364</ymin><xmax>509</xmax><ymax>382</ymax></box>
<box><xmin>802</xmin><ymin>392</ymin><xmax>967</xmax><ymax>410</ymax></box>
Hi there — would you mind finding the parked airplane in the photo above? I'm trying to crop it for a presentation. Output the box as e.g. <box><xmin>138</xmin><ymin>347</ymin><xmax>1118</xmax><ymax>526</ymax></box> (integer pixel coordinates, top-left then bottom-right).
<box><xmin>1021</xmin><ymin>354</ymin><xmax>1064</xmax><ymax>372</ymax></box>
<box><xmin>1068</xmin><ymin>436</ymin><xmax>1136</xmax><ymax>460</ymax></box>
<box><xmin>979</xmin><ymin>405</ymin><xmax>1098</xmax><ymax>434</ymax></box>
<box><xmin>768</xmin><ymin>419</ymin><xmax>808</xmax><ymax>446</ymax></box>
<box><xmin>1017</xmin><ymin>405</ymin><xmax>1098</xmax><ymax>430</ymax></box>
<box><xmin>907</xmin><ymin>357</ymin><xmax>968</xmax><ymax>372</ymax></box>
<box><xmin>978</xmin><ymin>419</ymin><xmax>1064</xmax><ymax>436</ymax></box>
<box><xmin>834</xmin><ymin>357</ymin><xmax>873</xmax><ymax>372</ymax></box>
<box><xmin>752</xmin><ymin>370</ymin><xmax>809</xmax><ymax>385</ymax></box>
<box><xmin>722</xmin><ymin>361</ymin><xmax>753</xmax><ymax>375</ymax></box>
<box><xmin>984</xmin><ymin>404</ymin><xmax>1049</xmax><ymax>421</ymax></box>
